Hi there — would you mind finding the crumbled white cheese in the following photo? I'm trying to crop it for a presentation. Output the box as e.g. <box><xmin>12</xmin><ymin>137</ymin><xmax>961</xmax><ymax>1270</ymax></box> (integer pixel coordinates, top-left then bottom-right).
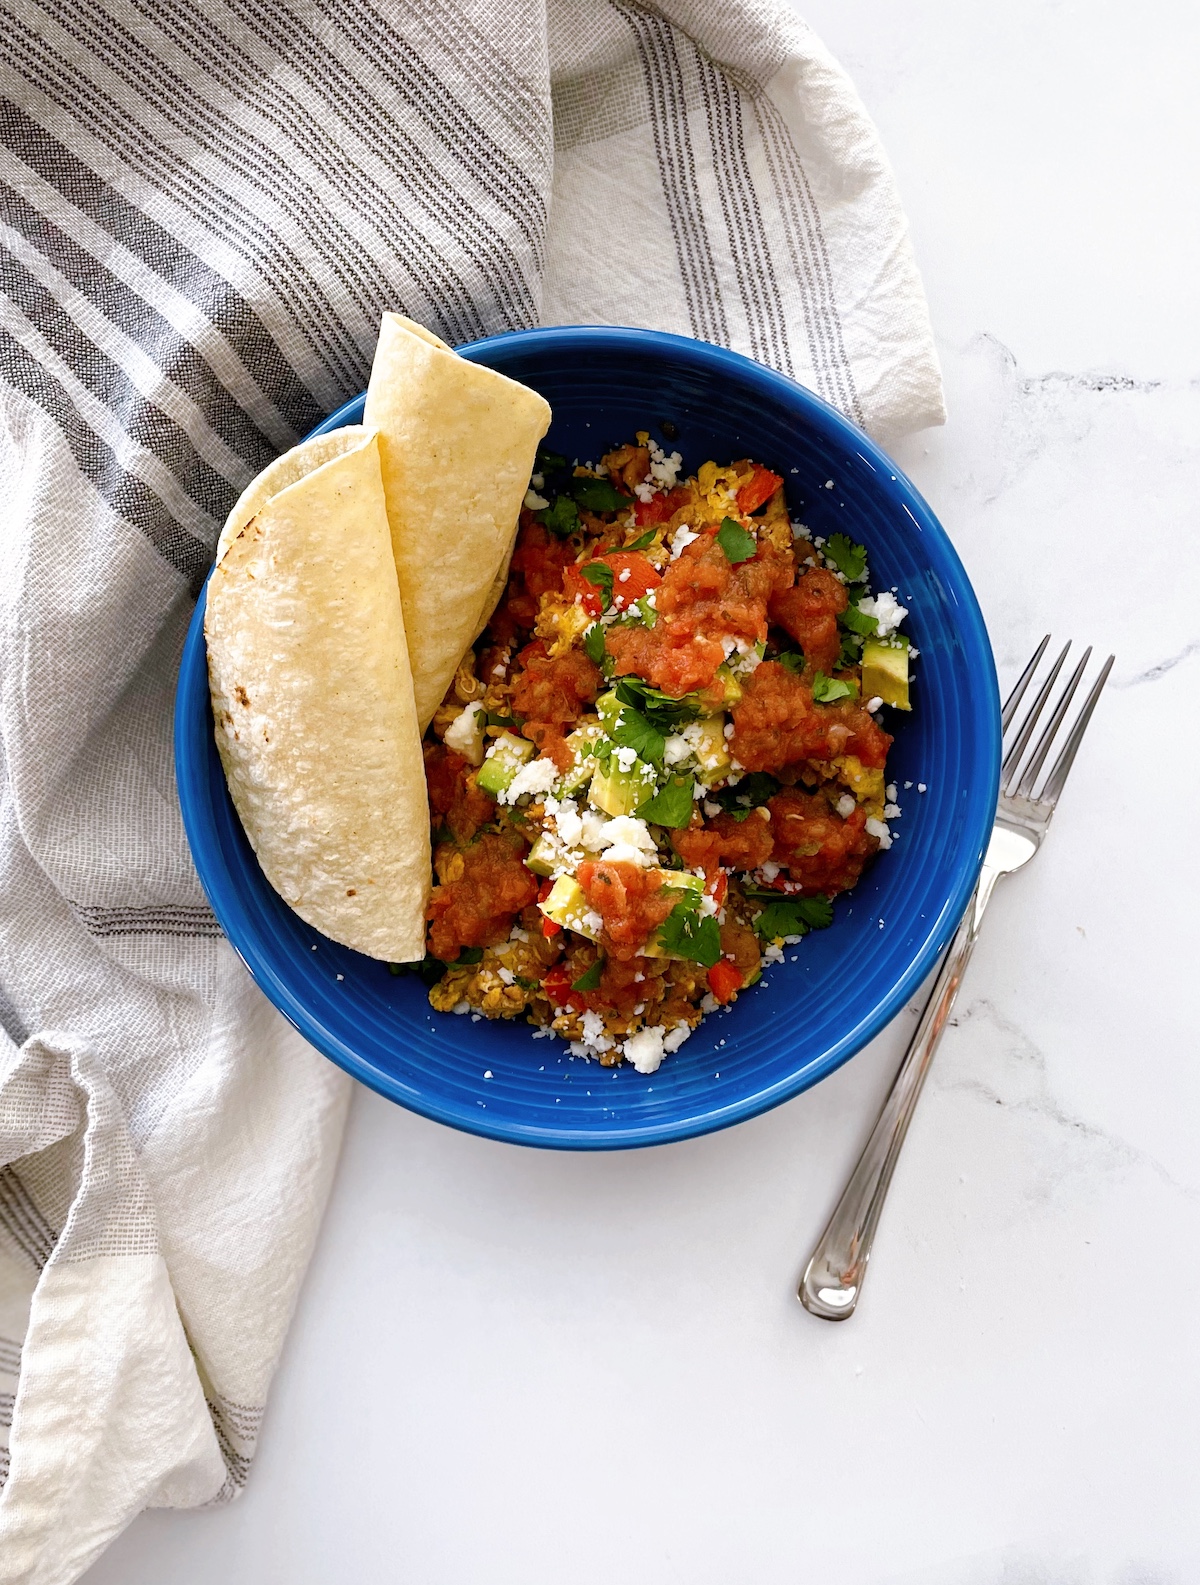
<box><xmin>726</xmin><ymin>639</ymin><xmax>763</xmax><ymax>677</ymax></box>
<box><xmin>443</xmin><ymin>700</ymin><xmax>485</xmax><ymax>766</ymax></box>
<box><xmin>670</xmin><ymin>524</ymin><xmax>699</xmax><ymax>559</ymax></box>
<box><xmin>523</xmin><ymin>488</ymin><xmax>549</xmax><ymax>511</ymax></box>
<box><xmin>582</xmin><ymin>909</ymin><xmax>604</xmax><ymax>936</ymax></box>
<box><xmin>884</xmin><ymin>802</ymin><xmax>901</xmax><ymax>819</ymax></box>
<box><xmin>499</xmin><ymin>756</ymin><xmax>560</xmax><ymax>804</ymax></box>
<box><xmin>663</xmin><ymin>733</ymin><xmax>691</xmax><ymax>767</ymax></box>
<box><xmin>885</xmin><ymin>783</ymin><xmax>898</xmax><ymax>801</ymax></box>
<box><xmin>857</xmin><ymin>591</ymin><xmax>908</xmax><ymax>636</ymax></box>
<box><xmin>614</xmin><ymin>745</ymin><xmax>638</xmax><ymax>773</ymax></box>
<box><xmin>623</xmin><ymin>1025</ymin><xmax>666</xmax><ymax>1074</ymax></box>
<box><xmin>722</xmin><ymin>722</ymin><xmax>735</xmax><ymax>740</ymax></box>
<box><xmin>918</xmin><ymin>782</ymin><xmax>927</xmax><ymax>793</ymax></box>
<box><xmin>763</xmin><ymin>942</ymin><xmax>785</xmax><ymax>964</ymax></box>
<box><xmin>662</xmin><ymin>1024</ymin><xmax>692</xmax><ymax>1054</ymax></box>
<box><xmin>703</xmin><ymin>800</ymin><xmax>722</xmax><ymax>818</ymax></box>
<box><xmin>700</xmin><ymin>993</ymin><xmax>720</xmax><ymax>1015</ymax></box>
<box><xmin>647</xmin><ymin>439</ymin><xmax>683</xmax><ymax>489</ymax></box>
<box><xmin>553</xmin><ymin>801</ymin><xmax>583</xmax><ymax>848</ymax></box>
<box><xmin>865</xmin><ymin>816</ymin><xmax>892</xmax><ymax>850</ymax></box>
<box><xmin>761</xmin><ymin>860</ymin><xmax>780</xmax><ymax>881</ymax></box>
<box><xmin>866</xmin><ymin>696</ymin><xmax>884</xmax><ymax>713</ymax></box>
<box><xmin>580</xmin><ymin>1010</ymin><xmax>611</xmax><ymax>1047</ymax></box>
<box><xmin>497</xmin><ymin>968</ymin><xmax>515</xmax><ymax>985</ymax></box>
<box><xmin>618</xmin><ymin>566</ymin><xmax>632</xmax><ymax>583</ymax></box>
<box><xmin>595</xmin><ymin>816</ymin><xmax>657</xmax><ymax>865</ymax></box>
<box><xmin>579</xmin><ymin>809</ymin><xmax>607</xmax><ymax>850</ymax></box>
<box><xmin>836</xmin><ymin>793</ymin><xmax>857</xmax><ymax>819</ymax></box>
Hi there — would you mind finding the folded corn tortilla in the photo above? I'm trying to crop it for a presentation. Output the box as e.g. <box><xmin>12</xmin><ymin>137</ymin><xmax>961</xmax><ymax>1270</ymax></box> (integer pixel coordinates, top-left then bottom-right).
<box><xmin>364</xmin><ymin>313</ymin><xmax>552</xmax><ymax>729</ymax></box>
<box><xmin>215</xmin><ymin>425</ymin><xmax>371</xmax><ymax>566</ymax></box>
<box><xmin>205</xmin><ymin>429</ymin><xmax>430</xmax><ymax>962</ymax></box>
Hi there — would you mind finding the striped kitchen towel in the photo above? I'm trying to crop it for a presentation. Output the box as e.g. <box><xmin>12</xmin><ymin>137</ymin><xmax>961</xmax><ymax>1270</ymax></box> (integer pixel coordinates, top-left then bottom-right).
<box><xmin>0</xmin><ymin>2</ymin><xmax>943</xmax><ymax>1580</ymax></box>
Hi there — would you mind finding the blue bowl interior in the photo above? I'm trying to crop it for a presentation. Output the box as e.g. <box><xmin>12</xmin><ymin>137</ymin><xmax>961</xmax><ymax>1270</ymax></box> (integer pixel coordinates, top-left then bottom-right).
<box><xmin>177</xmin><ymin>327</ymin><xmax>999</xmax><ymax>1149</ymax></box>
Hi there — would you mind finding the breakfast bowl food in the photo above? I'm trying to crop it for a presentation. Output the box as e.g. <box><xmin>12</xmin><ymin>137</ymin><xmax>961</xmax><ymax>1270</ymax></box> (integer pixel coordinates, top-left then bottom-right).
<box><xmin>176</xmin><ymin>325</ymin><xmax>1000</xmax><ymax>1150</ymax></box>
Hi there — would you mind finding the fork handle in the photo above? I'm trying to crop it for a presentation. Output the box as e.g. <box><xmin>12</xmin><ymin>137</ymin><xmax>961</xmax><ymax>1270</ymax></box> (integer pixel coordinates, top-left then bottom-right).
<box><xmin>797</xmin><ymin>860</ymin><xmax>1003</xmax><ymax>1320</ymax></box>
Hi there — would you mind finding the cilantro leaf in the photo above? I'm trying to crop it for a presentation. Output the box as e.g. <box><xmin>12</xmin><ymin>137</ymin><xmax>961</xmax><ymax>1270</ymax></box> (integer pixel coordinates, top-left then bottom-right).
<box><xmin>839</xmin><ymin>601</ymin><xmax>878</xmax><ymax>636</ymax></box>
<box><xmin>572</xmin><ymin>957</ymin><xmax>605</xmax><ymax>992</ymax></box>
<box><xmin>584</xmin><ymin>623</ymin><xmax>607</xmax><ymax>664</ymax></box>
<box><xmin>538</xmin><ymin>496</ymin><xmax>580</xmax><ymax>538</ymax></box>
<box><xmin>571</xmin><ymin>477</ymin><xmax>631</xmax><ymax>514</ymax></box>
<box><xmin>614</xmin><ymin>676</ymin><xmax>704</xmax><ymax>732</ymax></box>
<box><xmin>812</xmin><ymin>671</ymin><xmax>856</xmax><ymax>703</ymax></box>
<box><xmin>536</xmin><ymin>448</ymin><xmax>568</xmax><ymax>473</ymax></box>
<box><xmin>635</xmin><ymin>596</ymin><xmax>657</xmax><ymax>628</ymax></box>
<box><xmin>625</xmin><ymin>529</ymin><xmax>657</xmax><ymax>551</ymax></box>
<box><xmin>716</xmin><ymin>517</ymin><xmax>757</xmax><ymax>564</ymax></box>
<box><xmin>484</xmin><ymin>712</ymin><xmax>517</xmax><ymax>728</ymax></box>
<box><xmin>397</xmin><ymin>953</ymin><xmax>457</xmax><ymax>986</ymax></box>
<box><xmin>779</xmin><ymin>651</ymin><xmax>805</xmax><ymax>675</ymax></box>
<box><xmin>608</xmin><ymin>701</ymin><xmax>665</xmax><ymax>767</ymax></box>
<box><xmin>635</xmin><ymin>775</ymin><xmax>695</xmax><ymax>828</ymax></box>
<box><xmin>751</xmin><ymin>894</ymin><xmax>834</xmax><ymax>940</ymax></box>
<box><xmin>837</xmin><ymin>630</ymin><xmax>864</xmax><ymax>670</ymax></box>
<box><xmin>657</xmin><ymin>897</ymin><xmax>722</xmax><ymax>967</ymax></box>
<box><xmin>711</xmin><ymin>772</ymin><xmax>779</xmax><ymax>815</ymax></box>
<box><xmin>824</xmin><ymin>533</ymin><xmax>867</xmax><ymax>581</ymax></box>
<box><xmin>581</xmin><ymin>561</ymin><xmax>614</xmax><ymax>611</ymax></box>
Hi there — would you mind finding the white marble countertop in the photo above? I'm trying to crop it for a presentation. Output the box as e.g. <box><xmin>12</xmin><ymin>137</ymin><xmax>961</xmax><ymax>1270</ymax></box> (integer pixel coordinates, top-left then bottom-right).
<box><xmin>87</xmin><ymin>2</ymin><xmax>1200</xmax><ymax>1581</ymax></box>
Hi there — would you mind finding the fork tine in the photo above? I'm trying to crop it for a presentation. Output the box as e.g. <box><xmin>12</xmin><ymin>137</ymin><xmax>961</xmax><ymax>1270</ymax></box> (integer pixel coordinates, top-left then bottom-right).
<box><xmin>1002</xmin><ymin>641</ymin><xmax>1070</xmax><ymax>788</ymax></box>
<box><xmin>1014</xmin><ymin>646</ymin><xmax>1091</xmax><ymax>798</ymax></box>
<box><xmin>1038</xmin><ymin>654</ymin><xmax>1115</xmax><ymax>807</ymax></box>
<box><xmin>1001</xmin><ymin>634</ymin><xmax>1051</xmax><ymax>730</ymax></box>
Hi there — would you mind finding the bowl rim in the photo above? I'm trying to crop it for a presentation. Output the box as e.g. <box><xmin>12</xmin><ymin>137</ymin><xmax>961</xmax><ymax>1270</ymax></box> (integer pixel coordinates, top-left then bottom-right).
<box><xmin>177</xmin><ymin>324</ymin><xmax>999</xmax><ymax>1150</ymax></box>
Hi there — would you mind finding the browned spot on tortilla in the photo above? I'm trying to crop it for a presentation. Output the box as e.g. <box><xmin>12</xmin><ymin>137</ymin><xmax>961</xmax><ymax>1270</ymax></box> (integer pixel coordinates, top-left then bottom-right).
<box><xmin>346</xmin><ymin>888</ymin><xmax>357</xmax><ymax>896</ymax></box>
<box><xmin>234</xmin><ymin>685</ymin><xmax>251</xmax><ymax>707</ymax></box>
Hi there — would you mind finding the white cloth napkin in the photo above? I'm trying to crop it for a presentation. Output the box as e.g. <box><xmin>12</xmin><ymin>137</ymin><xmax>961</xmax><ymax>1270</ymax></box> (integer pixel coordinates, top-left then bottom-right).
<box><xmin>0</xmin><ymin>2</ymin><xmax>943</xmax><ymax>1579</ymax></box>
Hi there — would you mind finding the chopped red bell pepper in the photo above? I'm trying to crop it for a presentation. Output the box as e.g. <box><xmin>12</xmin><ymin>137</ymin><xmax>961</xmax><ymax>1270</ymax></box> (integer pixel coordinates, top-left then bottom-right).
<box><xmin>543</xmin><ymin>965</ymin><xmax>584</xmax><ymax>1011</ymax></box>
<box><xmin>706</xmin><ymin>958</ymin><xmax>744</xmax><ymax>1005</ymax></box>
<box><xmin>599</xmin><ymin>551</ymin><xmax>661</xmax><ymax>611</ymax></box>
<box><xmin>633</xmin><ymin>487</ymin><xmax>687</xmax><ymax>527</ymax></box>
<box><xmin>736</xmin><ymin>466</ymin><xmax>783</xmax><ymax>515</ymax></box>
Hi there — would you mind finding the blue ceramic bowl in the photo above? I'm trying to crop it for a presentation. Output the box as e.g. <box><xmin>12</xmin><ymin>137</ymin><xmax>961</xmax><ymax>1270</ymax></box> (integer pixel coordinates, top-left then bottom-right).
<box><xmin>176</xmin><ymin>326</ymin><xmax>999</xmax><ymax>1150</ymax></box>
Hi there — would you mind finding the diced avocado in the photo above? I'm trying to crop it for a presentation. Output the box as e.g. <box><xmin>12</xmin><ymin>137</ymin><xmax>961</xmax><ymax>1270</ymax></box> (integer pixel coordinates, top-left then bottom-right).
<box><xmin>862</xmin><ymin>636</ymin><xmax>911</xmax><ymax>711</ymax></box>
<box><xmin>555</xmin><ymin>722</ymin><xmax>603</xmax><ymax>797</ymax></box>
<box><xmin>477</xmin><ymin>730</ymin><xmax>534</xmax><ymax>797</ymax></box>
<box><xmin>715</xmin><ymin>663</ymin><xmax>743</xmax><ymax>706</ymax></box>
<box><xmin>595</xmin><ymin>691</ymin><xmax>624</xmax><ymax>735</ymax></box>
<box><xmin>688</xmin><ymin>715</ymin><xmax>732</xmax><ymax>785</ymax></box>
<box><xmin>588</xmin><ymin>753</ymin><xmax>659</xmax><ymax>816</ymax></box>
<box><xmin>538</xmin><ymin>875</ymin><xmax>599</xmax><ymax>939</ymax></box>
<box><xmin>525</xmin><ymin>833</ymin><xmax>559</xmax><ymax>878</ymax></box>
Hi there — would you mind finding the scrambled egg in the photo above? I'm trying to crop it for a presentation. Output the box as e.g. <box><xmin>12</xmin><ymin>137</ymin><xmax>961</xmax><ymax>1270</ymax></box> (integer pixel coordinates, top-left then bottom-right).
<box><xmin>535</xmin><ymin>592</ymin><xmax>592</xmax><ymax>657</ymax></box>
<box><xmin>832</xmin><ymin>755</ymin><xmax>886</xmax><ymax>817</ymax></box>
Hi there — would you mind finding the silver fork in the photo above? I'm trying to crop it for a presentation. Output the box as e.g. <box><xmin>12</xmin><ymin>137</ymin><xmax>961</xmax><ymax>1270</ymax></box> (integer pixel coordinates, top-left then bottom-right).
<box><xmin>798</xmin><ymin>636</ymin><xmax>1115</xmax><ymax>1321</ymax></box>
